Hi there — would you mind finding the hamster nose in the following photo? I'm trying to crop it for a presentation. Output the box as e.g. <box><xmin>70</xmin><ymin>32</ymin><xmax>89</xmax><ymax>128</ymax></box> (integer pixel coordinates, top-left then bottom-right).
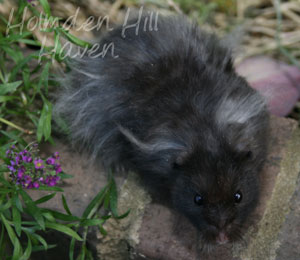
<box><xmin>216</xmin><ymin>231</ymin><xmax>229</xmax><ymax>245</ymax></box>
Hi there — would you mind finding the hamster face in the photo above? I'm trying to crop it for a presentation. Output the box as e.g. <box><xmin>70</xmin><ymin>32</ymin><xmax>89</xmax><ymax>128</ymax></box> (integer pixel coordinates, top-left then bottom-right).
<box><xmin>171</xmin><ymin>146</ymin><xmax>260</xmax><ymax>245</ymax></box>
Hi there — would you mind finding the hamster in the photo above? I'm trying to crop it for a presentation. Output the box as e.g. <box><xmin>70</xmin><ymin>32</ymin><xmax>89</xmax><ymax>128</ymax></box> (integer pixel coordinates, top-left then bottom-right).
<box><xmin>55</xmin><ymin>14</ymin><xmax>269</xmax><ymax>246</ymax></box>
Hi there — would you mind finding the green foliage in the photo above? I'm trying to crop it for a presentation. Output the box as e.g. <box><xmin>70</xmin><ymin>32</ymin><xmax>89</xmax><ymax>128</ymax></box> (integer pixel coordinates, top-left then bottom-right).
<box><xmin>0</xmin><ymin>0</ymin><xmax>129</xmax><ymax>259</ymax></box>
<box><xmin>0</xmin><ymin>164</ymin><xmax>126</xmax><ymax>259</ymax></box>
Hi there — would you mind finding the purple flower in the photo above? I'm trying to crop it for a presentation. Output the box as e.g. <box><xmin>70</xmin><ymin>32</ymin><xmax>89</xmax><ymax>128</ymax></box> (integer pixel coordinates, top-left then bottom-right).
<box><xmin>24</xmin><ymin>175</ymin><xmax>31</xmax><ymax>183</ymax></box>
<box><xmin>17</xmin><ymin>166</ymin><xmax>25</xmax><ymax>178</ymax></box>
<box><xmin>34</xmin><ymin>159</ymin><xmax>44</xmax><ymax>169</ymax></box>
<box><xmin>55</xmin><ymin>164</ymin><xmax>62</xmax><ymax>174</ymax></box>
<box><xmin>23</xmin><ymin>175</ymin><xmax>32</xmax><ymax>188</ymax></box>
<box><xmin>10</xmin><ymin>160</ymin><xmax>16</xmax><ymax>166</ymax></box>
<box><xmin>7</xmin><ymin>165</ymin><xmax>16</xmax><ymax>173</ymax></box>
<box><xmin>46</xmin><ymin>157</ymin><xmax>56</xmax><ymax>165</ymax></box>
<box><xmin>48</xmin><ymin>176</ymin><xmax>58</xmax><ymax>187</ymax></box>
<box><xmin>19</xmin><ymin>149</ymin><xmax>28</xmax><ymax>156</ymax></box>
<box><xmin>33</xmin><ymin>182</ymin><xmax>40</xmax><ymax>189</ymax></box>
<box><xmin>22</xmin><ymin>155</ymin><xmax>32</xmax><ymax>163</ymax></box>
<box><xmin>6</xmin><ymin>144</ymin><xmax>62</xmax><ymax>189</ymax></box>
<box><xmin>6</xmin><ymin>149</ymin><xmax>12</xmax><ymax>157</ymax></box>
<box><xmin>15</xmin><ymin>155</ymin><xmax>21</xmax><ymax>165</ymax></box>
<box><xmin>54</xmin><ymin>152</ymin><xmax>60</xmax><ymax>159</ymax></box>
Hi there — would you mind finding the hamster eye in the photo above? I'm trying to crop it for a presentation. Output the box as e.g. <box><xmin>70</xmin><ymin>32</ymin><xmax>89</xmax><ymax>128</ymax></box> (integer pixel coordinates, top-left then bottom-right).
<box><xmin>246</xmin><ymin>151</ymin><xmax>253</xmax><ymax>159</ymax></box>
<box><xmin>194</xmin><ymin>194</ymin><xmax>204</xmax><ymax>206</ymax></box>
<box><xmin>234</xmin><ymin>191</ymin><xmax>243</xmax><ymax>203</ymax></box>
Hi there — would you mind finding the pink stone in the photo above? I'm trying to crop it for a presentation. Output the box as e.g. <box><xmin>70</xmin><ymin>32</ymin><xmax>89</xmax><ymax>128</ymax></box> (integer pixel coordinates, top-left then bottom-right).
<box><xmin>236</xmin><ymin>56</ymin><xmax>300</xmax><ymax>116</ymax></box>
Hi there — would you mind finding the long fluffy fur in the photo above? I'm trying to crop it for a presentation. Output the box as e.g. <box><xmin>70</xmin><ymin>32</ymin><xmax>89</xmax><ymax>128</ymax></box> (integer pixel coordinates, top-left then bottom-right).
<box><xmin>54</xmin><ymin>14</ymin><xmax>269</xmax><ymax>245</ymax></box>
<box><xmin>55</xmin><ymin>15</ymin><xmax>267</xmax><ymax>166</ymax></box>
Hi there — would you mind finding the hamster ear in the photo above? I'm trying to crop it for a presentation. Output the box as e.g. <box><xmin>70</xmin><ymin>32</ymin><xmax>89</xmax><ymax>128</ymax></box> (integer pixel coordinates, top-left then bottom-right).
<box><xmin>226</xmin><ymin>123</ymin><xmax>251</xmax><ymax>149</ymax></box>
<box><xmin>118</xmin><ymin>125</ymin><xmax>187</xmax><ymax>172</ymax></box>
<box><xmin>225</xmin><ymin>121</ymin><xmax>266</xmax><ymax>158</ymax></box>
<box><xmin>118</xmin><ymin>125</ymin><xmax>185</xmax><ymax>155</ymax></box>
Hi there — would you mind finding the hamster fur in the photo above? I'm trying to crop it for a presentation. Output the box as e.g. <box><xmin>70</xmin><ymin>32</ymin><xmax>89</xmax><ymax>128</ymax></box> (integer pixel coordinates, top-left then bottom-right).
<box><xmin>55</xmin><ymin>15</ymin><xmax>269</xmax><ymax>246</ymax></box>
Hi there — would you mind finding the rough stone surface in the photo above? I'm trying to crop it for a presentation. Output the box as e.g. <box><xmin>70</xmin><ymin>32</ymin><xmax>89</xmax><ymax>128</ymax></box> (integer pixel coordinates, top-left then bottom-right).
<box><xmin>238</xmin><ymin>117</ymin><xmax>300</xmax><ymax>260</ymax></box>
<box><xmin>275</xmin><ymin>175</ymin><xmax>300</xmax><ymax>260</ymax></box>
<box><xmin>94</xmin><ymin>173</ymin><xmax>151</xmax><ymax>260</ymax></box>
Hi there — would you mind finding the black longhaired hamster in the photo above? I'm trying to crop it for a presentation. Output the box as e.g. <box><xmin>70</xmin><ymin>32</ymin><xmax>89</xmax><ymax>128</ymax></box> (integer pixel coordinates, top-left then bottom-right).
<box><xmin>55</xmin><ymin>14</ymin><xmax>269</xmax><ymax>246</ymax></box>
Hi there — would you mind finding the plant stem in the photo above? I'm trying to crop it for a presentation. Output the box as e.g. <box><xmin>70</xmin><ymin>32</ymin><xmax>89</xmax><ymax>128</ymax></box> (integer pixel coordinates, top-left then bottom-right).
<box><xmin>0</xmin><ymin>118</ymin><xmax>33</xmax><ymax>134</ymax></box>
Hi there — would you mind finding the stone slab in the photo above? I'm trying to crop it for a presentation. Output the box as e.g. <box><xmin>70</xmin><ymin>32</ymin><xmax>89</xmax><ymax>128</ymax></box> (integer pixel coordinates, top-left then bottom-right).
<box><xmin>275</xmin><ymin>176</ymin><xmax>300</xmax><ymax>260</ymax></box>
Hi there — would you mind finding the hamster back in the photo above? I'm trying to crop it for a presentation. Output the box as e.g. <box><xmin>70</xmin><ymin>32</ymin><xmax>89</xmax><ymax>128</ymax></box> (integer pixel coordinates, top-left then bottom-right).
<box><xmin>55</xmin><ymin>15</ymin><xmax>269</xmax><ymax>245</ymax></box>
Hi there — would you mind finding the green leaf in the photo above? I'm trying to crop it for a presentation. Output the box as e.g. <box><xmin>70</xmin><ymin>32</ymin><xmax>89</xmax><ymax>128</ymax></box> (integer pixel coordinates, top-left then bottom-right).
<box><xmin>0</xmin><ymin>13</ymin><xmax>8</xmax><ymax>25</ymax></box>
<box><xmin>26</xmin><ymin>111</ymin><xmax>39</xmax><ymax>126</ymax></box>
<box><xmin>103</xmin><ymin>190</ymin><xmax>110</xmax><ymax>210</ymax></box>
<box><xmin>2</xmin><ymin>32</ymin><xmax>31</xmax><ymax>44</ymax></box>
<box><xmin>69</xmin><ymin>237</ymin><xmax>76</xmax><ymax>260</ymax></box>
<box><xmin>0</xmin><ymin>130</ymin><xmax>27</xmax><ymax>146</ymax></box>
<box><xmin>34</xmin><ymin>193</ymin><xmax>56</xmax><ymax>204</ymax></box>
<box><xmin>78</xmin><ymin>245</ymin><xmax>86</xmax><ymax>260</ymax></box>
<box><xmin>53</xmin><ymin>29</ymin><xmax>63</xmax><ymax>62</ymax></box>
<box><xmin>12</xmin><ymin>192</ymin><xmax>23</xmax><ymax>213</ymax></box>
<box><xmin>37</xmin><ymin>62</ymin><xmax>50</xmax><ymax>95</ymax></box>
<box><xmin>0</xmin><ymin>199</ymin><xmax>12</xmax><ymax>213</ymax></box>
<box><xmin>12</xmin><ymin>206</ymin><xmax>21</xmax><ymax>237</ymax></box>
<box><xmin>9</xmin><ymin>52</ymin><xmax>38</xmax><ymax>82</ymax></box>
<box><xmin>98</xmin><ymin>225</ymin><xmax>107</xmax><ymax>236</ymax></box>
<box><xmin>31</xmin><ymin>244</ymin><xmax>56</xmax><ymax>252</ymax></box>
<box><xmin>58</xmin><ymin>28</ymin><xmax>92</xmax><ymax>48</ymax></box>
<box><xmin>113</xmin><ymin>209</ymin><xmax>131</xmax><ymax>220</ymax></box>
<box><xmin>109</xmin><ymin>178</ymin><xmax>119</xmax><ymax>217</ymax></box>
<box><xmin>82</xmin><ymin>187</ymin><xmax>107</xmax><ymax>219</ymax></box>
<box><xmin>12</xmin><ymin>236</ymin><xmax>22</xmax><ymax>260</ymax></box>
<box><xmin>0</xmin><ymin>95</ymin><xmax>18</xmax><ymax>102</ymax></box>
<box><xmin>58</xmin><ymin>172</ymin><xmax>73</xmax><ymax>179</ymax></box>
<box><xmin>0</xmin><ymin>176</ymin><xmax>11</xmax><ymax>187</ymax></box>
<box><xmin>0</xmin><ymin>223</ymin><xmax>5</xmax><ymax>257</ymax></box>
<box><xmin>37</xmin><ymin>100</ymin><xmax>52</xmax><ymax>142</ymax></box>
<box><xmin>43</xmin><ymin>209</ymin><xmax>80</xmax><ymax>222</ymax></box>
<box><xmin>18</xmin><ymin>39</ymin><xmax>41</xmax><ymax>47</ymax></box>
<box><xmin>42</xmin><ymin>212</ymin><xmax>56</xmax><ymax>222</ymax></box>
<box><xmin>0</xmin><ymin>81</ymin><xmax>22</xmax><ymax>95</ymax></box>
<box><xmin>61</xmin><ymin>194</ymin><xmax>72</xmax><ymax>215</ymax></box>
<box><xmin>19</xmin><ymin>190</ymin><xmax>45</xmax><ymax>230</ymax></box>
<box><xmin>29</xmin><ymin>233</ymin><xmax>48</xmax><ymax>250</ymax></box>
<box><xmin>0</xmin><ymin>213</ymin><xmax>16</xmax><ymax>245</ymax></box>
<box><xmin>0</xmin><ymin>188</ymin><xmax>12</xmax><ymax>193</ymax></box>
<box><xmin>37</xmin><ymin>185</ymin><xmax>64</xmax><ymax>192</ymax></box>
<box><xmin>80</xmin><ymin>218</ymin><xmax>105</xmax><ymax>227</ymax></box>
<box><xmin>22</xmin><ymin>68</ymin><xmax>31</xmax><ymax>91</ymax></box>
<box><xmin>1</xmin><ymin>45</ymin><xmax>23</xmax><ymax>64</ymax></box>
<box><xmin>38</xmin><ymin>0</ymin><xmax>51</xmax><ymax>17</ymax></box>
<box><xmin>45</xmin><ymin>222</ymin><xmax>83</xmax><ymax>241</ymax></box>
<box><xmin>20</xmin><ymin>233</ymin><xmax>32</xmax><ymax>260</ymax></box>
